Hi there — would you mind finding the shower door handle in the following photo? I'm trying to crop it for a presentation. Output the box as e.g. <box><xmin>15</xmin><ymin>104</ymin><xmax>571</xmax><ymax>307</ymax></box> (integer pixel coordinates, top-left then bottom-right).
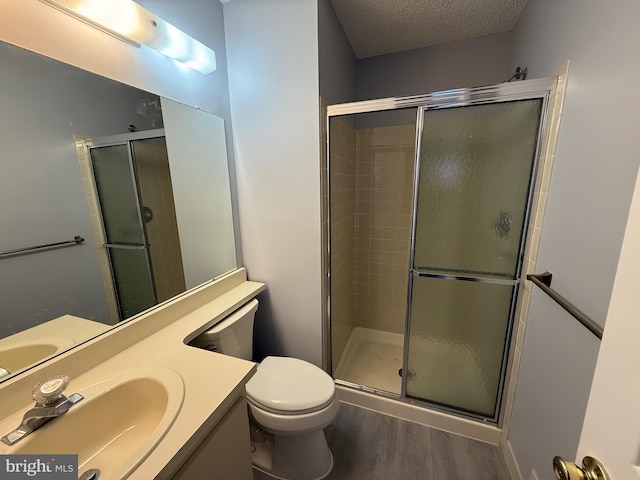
<box><xmin>104</xmin><ymin>243</ymin><xmax>146</xmax><ymax>250</ymax></box>
<box><xmin>411</xmin><ymin>269</ymin><xmax>518</xmax><ymax>286</ymax></box>
<box><xmin>552</xmin><ymin>456</ymin><xmax>610</xmax><ymax>480</ymax></box>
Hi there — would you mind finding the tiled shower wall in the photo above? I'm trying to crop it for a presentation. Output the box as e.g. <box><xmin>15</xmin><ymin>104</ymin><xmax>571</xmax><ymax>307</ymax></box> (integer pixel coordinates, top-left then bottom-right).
<box><xmin>353</xmin><ymin>125</ymin><xmax>415</xmax><ymax>334</ymax></box>
<box><xmin>329</xmin><ymin>116</ymin><xmax>357</xmax><ymax>369</ymax></box>
<box><xmin>329</xmin><ymin>119</ymin><xmax>417</xmax><ymax>367</ymax></box>
<box><xmin>133</xmin><ymin>138</ymin><xmax>186</xmax><ymax>303</ymax></box>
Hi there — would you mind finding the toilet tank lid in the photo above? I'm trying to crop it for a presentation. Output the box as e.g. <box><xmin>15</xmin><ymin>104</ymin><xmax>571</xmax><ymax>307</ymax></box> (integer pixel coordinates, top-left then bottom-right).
<box><xmin>204</xmin><ymin>299</ymin><xmax>258</xmax><ymax>334</ymax></box>
<box><xmin>246</xmin><ymin>356</ymin><xmax>335</xmax><ymax>413</ymax></box>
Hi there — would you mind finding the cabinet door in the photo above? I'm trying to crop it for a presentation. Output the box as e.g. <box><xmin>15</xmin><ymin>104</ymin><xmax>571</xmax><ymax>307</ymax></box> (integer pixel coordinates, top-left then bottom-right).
<box><xmin>172</xmin><ymin>397</ymin><xmax>253</xmax><ymax>480</ymax></box>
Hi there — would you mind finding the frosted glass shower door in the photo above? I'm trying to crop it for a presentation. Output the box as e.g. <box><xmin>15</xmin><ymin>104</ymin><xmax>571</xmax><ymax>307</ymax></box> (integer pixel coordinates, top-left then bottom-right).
<box><xmin>90</xmin><ymin>144</ymin><xmax>157</xmax><ymax>319</ymax></box>
<box><xmin>406</xmin><ymin>99</ymin><xmax>543</xmax><ymax>419</ymax></box>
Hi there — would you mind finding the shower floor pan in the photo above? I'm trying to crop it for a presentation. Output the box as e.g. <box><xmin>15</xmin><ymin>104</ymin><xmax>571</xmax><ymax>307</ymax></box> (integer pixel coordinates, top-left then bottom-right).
<box><xmin>334</xmin><ymin>327</ymin><xmax>404</xmax><ymax>395</ymax></box>
<box><xmin>334</xmin><ymin>327</ymin><xmax>493</xmax><ymax>416</ymax></box>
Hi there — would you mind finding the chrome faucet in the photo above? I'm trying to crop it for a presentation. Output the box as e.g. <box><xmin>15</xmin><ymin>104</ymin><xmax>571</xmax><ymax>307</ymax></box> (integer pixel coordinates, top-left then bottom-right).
<box><xmin>1</xmin><ymin>375</ymin><xmax>83</xmax><ymax>446</ymax></box>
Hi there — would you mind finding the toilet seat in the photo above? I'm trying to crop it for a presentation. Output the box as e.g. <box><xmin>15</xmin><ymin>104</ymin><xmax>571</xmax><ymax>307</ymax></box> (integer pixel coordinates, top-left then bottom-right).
<box><xmin>248</xmin><ymin>393</ymin><xmax>340</xmax><ymax>435</ymax></box>
<box><xmin>246</xmin><ymin>392</ymin><xmax>336</xmax><ymax>415</ymax></box>
<box><xmin>246</xmin><ymin>356</ymin><xmax>335</xmax><ymax>414</ymax></box>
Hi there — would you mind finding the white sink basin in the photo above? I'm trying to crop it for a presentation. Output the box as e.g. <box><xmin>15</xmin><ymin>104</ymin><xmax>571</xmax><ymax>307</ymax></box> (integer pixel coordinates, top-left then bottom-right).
<box><xmin>0</xmin><ymin>367</ymin><xmax>184</xmax><ymax>479</ymax></box>
<box><xmin>0</xmin><ymin>337</ymin><xmax>75</xmax><ymax>373</ymax></box>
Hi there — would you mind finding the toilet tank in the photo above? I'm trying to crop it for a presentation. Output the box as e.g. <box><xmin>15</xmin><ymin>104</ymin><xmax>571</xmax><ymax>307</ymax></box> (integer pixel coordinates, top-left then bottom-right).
<box><xmin>190</xmin><ymin>299</ymin><xmax>258</xmax><ymax>360</ymax></box>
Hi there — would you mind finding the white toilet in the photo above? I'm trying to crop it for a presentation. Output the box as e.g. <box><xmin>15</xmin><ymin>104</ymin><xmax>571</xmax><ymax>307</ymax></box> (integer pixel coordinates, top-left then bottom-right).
<box><xmin>191</xmin><ymin>299</ymin><xmax>338</xmax><ymax>480</ymax></box>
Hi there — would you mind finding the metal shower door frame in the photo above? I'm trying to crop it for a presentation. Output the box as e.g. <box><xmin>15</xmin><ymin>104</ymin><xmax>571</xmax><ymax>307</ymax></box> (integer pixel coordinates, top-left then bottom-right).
<box><xmin>88</xmin><ymin>129</ymin><xmax>165</xmax><ymax>320</ymax></box>
<box><xmin>325</xmin><ymin>77</ymin><xmax>556</xmax><ymax>423</ymax></box>
<box><xmin>402</xmin><ymin>92</ymin><xmax>550</xmax><ymax>423</ymax></box>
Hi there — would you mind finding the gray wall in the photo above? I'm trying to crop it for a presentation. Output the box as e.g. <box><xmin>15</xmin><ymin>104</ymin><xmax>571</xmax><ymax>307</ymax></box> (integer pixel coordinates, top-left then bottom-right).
<box><xmin>319</xmin><ymin>13</ymin><xmax>511</xmax><ymax>109</ymax></box>
<box><xmin>506</xmin><ymin>0</ymin><xmax>640</xmax><ymax>478</ymax></box>
<box><xmin>318</xmin><ymin>0</ymin><xmax>357</xmax><ymax>104</ymax></box>
<box><xmin>352</xmin><ymin>32</ymin><xmax>512</xmax><ymax>128</ymax></box>
<box><xmin>356</xmin><ymin>32</ymin><xmax>512</xmax><ymax>100</ymax></box>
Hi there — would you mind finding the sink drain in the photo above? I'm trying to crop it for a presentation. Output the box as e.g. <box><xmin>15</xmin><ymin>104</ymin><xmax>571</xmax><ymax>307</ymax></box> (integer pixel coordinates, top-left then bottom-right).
<box><xmin>79</xmin><ymin>469</ymin><xmax>100</xmax><ymax>480</ymax></box>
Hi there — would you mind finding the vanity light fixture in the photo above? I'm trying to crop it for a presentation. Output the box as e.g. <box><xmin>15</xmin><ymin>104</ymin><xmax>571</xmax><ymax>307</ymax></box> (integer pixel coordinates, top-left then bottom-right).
<box><xmin>39</xmin><ymin>0</ymin><xmax>217</xmax><ymax>74</ymax></box>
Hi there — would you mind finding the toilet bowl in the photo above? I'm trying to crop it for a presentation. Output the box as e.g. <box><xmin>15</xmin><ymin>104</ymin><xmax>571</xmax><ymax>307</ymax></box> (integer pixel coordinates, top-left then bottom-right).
<box><xmin>191</xmin><ymin>300</ymin><xmax>338</xmax><ymax>480</ymax></box>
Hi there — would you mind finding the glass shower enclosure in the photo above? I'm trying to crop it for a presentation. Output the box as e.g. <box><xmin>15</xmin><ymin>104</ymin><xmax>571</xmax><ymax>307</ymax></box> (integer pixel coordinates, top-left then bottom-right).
<box><xmin>325</xmin><ymin>78</ymin><xmax>552</xmax><ymax>422</ymax></box>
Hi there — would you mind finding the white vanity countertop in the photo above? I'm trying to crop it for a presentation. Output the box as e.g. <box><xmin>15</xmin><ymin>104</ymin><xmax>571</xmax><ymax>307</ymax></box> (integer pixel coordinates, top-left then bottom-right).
<box><xmin>0</xmin><ymin>268</ymin><xmax>266</xmax><ymax>480</ymax></box>
<box><xmin>125</xmin><ymin>278</ymin><xmax>265</xmax><ymax>479</ymax></box>
<box><xmin>0</xmin><ymin>315</ymin><xmax>111</xmax><ymax>347</ymax></box>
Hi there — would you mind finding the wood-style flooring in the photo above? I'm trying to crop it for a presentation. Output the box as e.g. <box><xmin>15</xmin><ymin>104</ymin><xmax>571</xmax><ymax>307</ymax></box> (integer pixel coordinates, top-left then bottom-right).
<box><xmin>253</xmin><ymin>402</ymin><xmax>512</xmax><ymax>480</ymax></box>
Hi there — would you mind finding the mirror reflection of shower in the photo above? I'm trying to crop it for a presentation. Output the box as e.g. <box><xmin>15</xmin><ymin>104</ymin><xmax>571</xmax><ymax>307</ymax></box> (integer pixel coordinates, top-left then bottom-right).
<box><xmin>88</xmin><ymin>132</ymin><xmax>185</xmax><ymax>321</ymax></box>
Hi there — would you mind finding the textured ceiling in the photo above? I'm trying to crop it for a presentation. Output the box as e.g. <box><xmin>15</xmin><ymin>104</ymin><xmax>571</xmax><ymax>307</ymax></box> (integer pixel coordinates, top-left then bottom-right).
<box><xmin>329</xmin><ymin>0</ymin><xmax>530</xmax><ymax>59</ymax></box>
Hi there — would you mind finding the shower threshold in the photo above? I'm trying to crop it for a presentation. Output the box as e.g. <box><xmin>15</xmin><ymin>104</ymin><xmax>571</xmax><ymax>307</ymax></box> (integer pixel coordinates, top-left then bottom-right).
<box><xmin>334</xmin><ymin>327</ymin><xmax>404</xmax><ymax>395</ymax></box>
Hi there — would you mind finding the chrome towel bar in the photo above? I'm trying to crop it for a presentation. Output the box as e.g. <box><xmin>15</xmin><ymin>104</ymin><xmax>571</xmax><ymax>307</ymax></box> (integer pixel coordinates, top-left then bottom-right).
<box><xmin>527</xmin><ymin>272</ymin><xmax>603</xmax><ymax>340</ymax></box>
<box><xmin>0</xmin><ymin>236</ymin><xmax>84</xmax><ymax>259</ymax></box>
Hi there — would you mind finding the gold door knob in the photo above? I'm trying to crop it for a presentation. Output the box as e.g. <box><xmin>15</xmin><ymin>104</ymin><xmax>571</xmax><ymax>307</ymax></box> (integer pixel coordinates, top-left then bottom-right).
<box><xmin>553</xmin><ymin>456</ymin><xmax>610</xmax><ymax>480</ymax></box>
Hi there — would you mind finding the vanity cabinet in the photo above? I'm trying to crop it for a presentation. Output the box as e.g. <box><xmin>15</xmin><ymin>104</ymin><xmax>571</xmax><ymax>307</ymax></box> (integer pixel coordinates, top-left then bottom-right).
<box><xmin>171</xmin><ymin>397</ymin><xmax>253</xmax><ymax>480</ymax></box>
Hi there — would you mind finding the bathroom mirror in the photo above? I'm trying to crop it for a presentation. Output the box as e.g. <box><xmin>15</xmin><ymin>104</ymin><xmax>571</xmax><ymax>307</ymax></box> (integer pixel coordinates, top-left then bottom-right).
<box><xmin>0</xmin><ymin>40</ymin><xmax>238</xmax><ymax>381</ymax></box>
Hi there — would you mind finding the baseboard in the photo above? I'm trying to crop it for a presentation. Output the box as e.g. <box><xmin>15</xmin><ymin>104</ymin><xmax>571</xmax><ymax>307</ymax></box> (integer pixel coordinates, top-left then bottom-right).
<box><xmin>501</xmin><ymin>438</ymin><xmax>523</xmax><ymax>480</ymax></box>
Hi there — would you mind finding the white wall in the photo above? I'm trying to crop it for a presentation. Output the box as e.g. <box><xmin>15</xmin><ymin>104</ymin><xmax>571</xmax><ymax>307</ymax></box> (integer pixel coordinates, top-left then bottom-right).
<box><xmin>224</xmin><ymin>0</ymin><xmax>323</xmax><ymax>365</ymax></box>
<box><xmin>506</xmin><ymin>0</ymin><xmax>640</xmax><ymax>478</ymax></box>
